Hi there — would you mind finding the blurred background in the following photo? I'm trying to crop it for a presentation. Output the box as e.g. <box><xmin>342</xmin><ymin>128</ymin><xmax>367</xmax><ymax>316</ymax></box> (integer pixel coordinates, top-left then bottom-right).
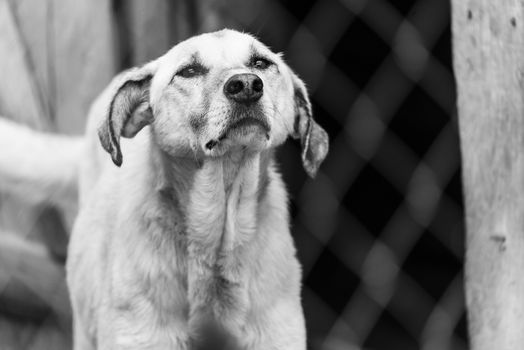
<box><xmin>0</xmin><ymin>0</ymin><xmax>464</xmax><ymax>349</ymax></box>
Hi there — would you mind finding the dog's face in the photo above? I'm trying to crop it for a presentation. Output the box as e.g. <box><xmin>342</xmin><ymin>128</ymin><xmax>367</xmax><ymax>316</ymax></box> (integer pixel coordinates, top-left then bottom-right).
<box><xmin>98</xmin><ymin>29</ymin><xmax>328</xmax><ymax>177</ymax></box>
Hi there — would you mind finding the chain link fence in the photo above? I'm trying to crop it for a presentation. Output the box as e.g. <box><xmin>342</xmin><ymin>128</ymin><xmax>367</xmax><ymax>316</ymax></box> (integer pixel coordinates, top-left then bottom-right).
<box><xmin>218</xmin><ymin>0</ymin><xmax>465</xmax><ymax>349</ymax></box>
<box><xmin>0</xmin><ymin>0</ymin><xmax>465</xmax><ymax>349</ymax></box>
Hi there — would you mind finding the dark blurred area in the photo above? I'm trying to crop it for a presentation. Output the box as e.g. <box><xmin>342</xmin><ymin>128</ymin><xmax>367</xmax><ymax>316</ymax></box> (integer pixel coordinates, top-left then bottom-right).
<box><xmin>0</xmin><ymin>0</ymin><xmax>465</xmax><ymax>349</ymax></box>
<box><xmin>217</xmin><ymin>0</ymin><xmax>464</xmax><ymax>349</ymax></box>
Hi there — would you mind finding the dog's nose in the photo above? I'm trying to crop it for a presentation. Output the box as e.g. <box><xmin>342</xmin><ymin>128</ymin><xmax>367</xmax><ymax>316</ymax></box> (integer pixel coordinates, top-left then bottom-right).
<box><xmin>224</xmin><ymin>74</ymin><xmax>263</xmax><ymax>103</ymax></box>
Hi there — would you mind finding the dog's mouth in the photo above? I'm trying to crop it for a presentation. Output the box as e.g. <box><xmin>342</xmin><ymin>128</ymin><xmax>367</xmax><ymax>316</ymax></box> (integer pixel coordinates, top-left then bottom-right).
<box><xmin>205</xmin><ymin>111</ymin><xmax>270</xmax><ymax>151</ymax></box>
<box><xmin>221</xmin><ymin>117</ymin><xmax>270</xmax><ymax>140</ymax></box>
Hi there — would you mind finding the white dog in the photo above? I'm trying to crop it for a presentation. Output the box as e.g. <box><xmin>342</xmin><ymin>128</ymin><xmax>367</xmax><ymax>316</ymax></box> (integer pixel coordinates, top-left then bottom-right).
<box><xmin>0</xmin><ymin>29</ymin><xmax>328</xmax><ymax>350</ymax></box>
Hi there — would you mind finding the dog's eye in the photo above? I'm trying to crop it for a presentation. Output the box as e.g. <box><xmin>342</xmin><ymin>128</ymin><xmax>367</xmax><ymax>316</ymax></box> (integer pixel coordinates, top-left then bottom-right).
<box><xmin>250</xmin><ymin>57</ymin><xmax>273</xmax><ymax>70</ymax></box>
<box><xmin>176</xmin><ymin>64</ymin><xmax>207</xmax><ymax>78</ymax></box>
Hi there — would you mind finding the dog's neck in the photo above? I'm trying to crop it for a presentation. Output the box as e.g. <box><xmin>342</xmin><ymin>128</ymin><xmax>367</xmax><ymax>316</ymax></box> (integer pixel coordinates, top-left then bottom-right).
<box><xmin>150</xmin><ymin>144</ymin><xmax>271</xmax><ymax>250</ymax></box>
<box><xmin>149</xmin><ymin>144</ymin><xmax>271</xmax><ymax>333</ymax></box>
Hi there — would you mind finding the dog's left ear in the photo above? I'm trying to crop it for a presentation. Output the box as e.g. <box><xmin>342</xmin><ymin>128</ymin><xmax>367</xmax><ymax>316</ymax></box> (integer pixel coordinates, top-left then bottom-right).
<box><xmin>98</xmin><ymin>61</ymin><xmax>158</xmax><ymax>167</ymax></box>
<box><xmin>291</xmin><ymin>72</ymin><xmax>329</xmax><ymax>178</ymax></box>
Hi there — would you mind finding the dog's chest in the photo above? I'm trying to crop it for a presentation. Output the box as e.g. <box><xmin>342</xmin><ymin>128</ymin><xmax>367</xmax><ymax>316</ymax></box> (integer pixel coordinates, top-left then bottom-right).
<box><xmin>111</xmin><ymin>158</ymin><xmax>264</xmax><ymax>347</ymax></box>
<box><xmin>119</xmin><ymin>187</ymin><xmax>245</xmax><ymax>316</ymax></box>
<box><xmin>112</xmin><ymin>194</ymin><xmax>188</xmax><ymax>310</ymax></box>
<box><xmin>105</xmin><ymin>204</ymin><xmax>194</xmax><ymax>349</ymax></box>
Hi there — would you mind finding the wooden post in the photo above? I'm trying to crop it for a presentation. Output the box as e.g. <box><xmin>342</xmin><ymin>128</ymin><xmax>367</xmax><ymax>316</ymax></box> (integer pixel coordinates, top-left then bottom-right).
<box><xmin>452</xmin><ymin>1</ymin><xmax>524</xmax><ymax>348</ymax></box>
<box><xmin>0</xmin><ymin>0</ymin><xmax>116</xmax><ymax>326</ymax></box>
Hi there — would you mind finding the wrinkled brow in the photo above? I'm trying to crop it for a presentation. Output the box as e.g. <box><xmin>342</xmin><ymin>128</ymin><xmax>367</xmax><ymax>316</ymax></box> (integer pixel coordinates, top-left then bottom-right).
<box><xmin>247</xmin><ymin>43</ymin><xmax>262</xmax><ymax>61</ymax></box>
<box><xmin>178</xmin><ymin>52</ymin><xmax>205</xmax><ymax>69</ymax></box>
<box><xmin>247</xmin><ymin>44</ymin><xmax>272</xmax><ymax>63</ymax></box>
<box><xmin>246</xmin><ymin>43</ymin><xmax>280</xmax><ymax>73</ymax></box>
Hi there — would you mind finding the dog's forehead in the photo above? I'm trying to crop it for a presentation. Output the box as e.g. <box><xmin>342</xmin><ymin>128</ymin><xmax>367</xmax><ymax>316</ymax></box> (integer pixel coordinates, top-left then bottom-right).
<box><xmin>164</xmin><ymin>30</ymin><xmax>272</xmax><ymax>67</ymax></box>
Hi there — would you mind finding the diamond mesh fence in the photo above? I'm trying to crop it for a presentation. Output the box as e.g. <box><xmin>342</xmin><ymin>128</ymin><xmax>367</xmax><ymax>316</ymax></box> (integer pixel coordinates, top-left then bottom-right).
<box><xmin>210</xmin><ymin>0</ymin><xmax>465</xmax><ymax>349</ymax></box>
<box><xmin>0</xmin><ymin>0</ymin><xmax>466</xmax><ymax>349</ymax></box>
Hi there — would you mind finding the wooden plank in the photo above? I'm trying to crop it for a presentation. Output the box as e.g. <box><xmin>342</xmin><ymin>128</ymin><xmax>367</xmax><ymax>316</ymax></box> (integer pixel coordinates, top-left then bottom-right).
<box><xmin>8</xmin><ymin>0</ymin><xmax>116</xmax><ymax>134</ymax></box>
<box><xmin>0</xmin><ymin>0</ymin><xmax>112</xmax><ymax>332</ymax></box>
<box><xmin>452</xmin><ymin>1</ymin><xmax>524</xmax><ymax>348</ymax></box>
<box><xmin>128</xmin><ymin>0</ymin><xmax>171</xmax><ymax>65</ymax></box>
<box><xmin>0</xmin><ymin>0</ymin><xmax>60</xmax><ymax>250</ymax></box>
<box><xmin>6</xmin><ymin>0</ymin><xmax>53</xmax><ymax>125</ymax></box>
<box><xmin>0</xmin><ymin>0</ymin><xmax>117</xmax><ymax>261</ymax></box>
<box><xmin>52</xmin><ymin>0</ymin><xmax>116</xmax><ymax>134</ymax></box>
<box><xmin>0</xmin><ymin>0</ymin><xmax>71</xmax><ymax>264</ymax></box>
<box><xmin>0</xmin><ymin>0</ymin><xmax>49</xmax><ymax>129</ymax></box>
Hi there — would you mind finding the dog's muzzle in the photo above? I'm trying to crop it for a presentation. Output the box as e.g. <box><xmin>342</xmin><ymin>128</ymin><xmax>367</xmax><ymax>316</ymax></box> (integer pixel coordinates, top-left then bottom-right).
<box><xmin>224</xmin><ymin>73</ymin><xmax>263</xmax><ymax>104</ymax></box>
<box><xmin>204</xmin><ymin>73</ymin><xmax>269</xmax><ymax>151</ymax></box>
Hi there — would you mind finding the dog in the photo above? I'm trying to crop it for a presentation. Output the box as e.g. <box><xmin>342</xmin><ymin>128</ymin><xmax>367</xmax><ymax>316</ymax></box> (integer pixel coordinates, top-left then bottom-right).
<box><xmin>0</xmin><ymin>29</ymin><xmax>328</xmax><ymax>349</ymax></box>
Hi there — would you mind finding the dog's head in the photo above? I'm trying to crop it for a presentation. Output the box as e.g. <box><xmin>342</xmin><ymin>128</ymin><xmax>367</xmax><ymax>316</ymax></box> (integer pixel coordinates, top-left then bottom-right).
<box><xmin>98</xmin><ymin>29</ymin><xmax>328</xmax><ymax>177</ymax></box>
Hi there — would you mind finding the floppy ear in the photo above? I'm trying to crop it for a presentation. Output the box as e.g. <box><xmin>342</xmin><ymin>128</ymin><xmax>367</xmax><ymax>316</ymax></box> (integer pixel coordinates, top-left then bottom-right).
<box><xmin>98</xmin><ymin>62</ymin><xmax>157</xmax><ymax>166</ymax></box>
<box><xmin>291</xmin><ymin>72</ymin><xmax>329</xmax><ymax>178</ymax></box>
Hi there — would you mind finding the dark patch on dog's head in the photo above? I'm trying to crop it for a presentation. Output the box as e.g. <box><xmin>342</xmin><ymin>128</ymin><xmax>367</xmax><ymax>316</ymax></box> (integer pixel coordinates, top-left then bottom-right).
<box><xmin>175</xmin><ymin>52</ymin><xmax>208</xmax><ymax>76</ymax></box>
<box><xmin>205</xmin><ymin>140</ymin><xmax>218</xmax><ymax>150</ymax></box>
<box><xmin>188</xmin><ymin>88</ymin><xmax>211</xmax><ymax>136</ymax></box>
<box><xmin>246</xmin><ymin>44</ymin><xmax>279</xmax><ymax>74</ymax></box>
<box><xmin>170</xmin><ymin>80</ymin><xmax>191</xmax><ymax>98</ymax></box>
<box><xmin>190</xmin><ymin>114</ymin><xmax>206</xmax><ymax>132</ymax></box>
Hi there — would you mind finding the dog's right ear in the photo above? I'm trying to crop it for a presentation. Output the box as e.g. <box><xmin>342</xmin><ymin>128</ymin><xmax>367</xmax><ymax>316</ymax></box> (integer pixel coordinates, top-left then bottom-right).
<box><xmin>98</xmin><ymin>62</ymin><xmax>158</xmax><ymax>166</ymax></box>
<box><xmin>289</xmin><ymin>71</ymin><xmax>329</xmax><ymax>178</ymax></box>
